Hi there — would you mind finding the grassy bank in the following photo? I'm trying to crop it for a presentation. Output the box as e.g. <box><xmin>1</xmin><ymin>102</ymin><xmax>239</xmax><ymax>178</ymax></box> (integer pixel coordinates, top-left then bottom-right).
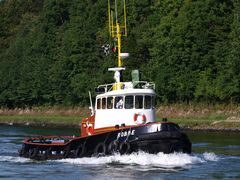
<box><xmin>0</xmin><ymin>107</ymin><xmax>87</xmax><ymax>127</ymax></box>
<box><xmin>0</xmin><ymin>114</ymin><xmax>83</xmax><ymax>127</ymax></box>
<box><xmin>168</xmin><ymin>116</ymin><xmax>240</xmax><ymax>130</ymax></box>
<box><xmin>155</xmin><ymin>104</ymin><xmax>240</xmax><ymax>130</ymax></box>
<box><xmin>0</xmin><ymin>105</ymin><xmax>240</xmax><ymax>130</ymax></box>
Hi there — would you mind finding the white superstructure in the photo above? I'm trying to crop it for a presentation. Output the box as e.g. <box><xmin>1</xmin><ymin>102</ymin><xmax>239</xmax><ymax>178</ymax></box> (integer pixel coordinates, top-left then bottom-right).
<box><xmin>94</xmin><ymin>81</ymin><xmax>156</xmax><ymax>129</ymax></box>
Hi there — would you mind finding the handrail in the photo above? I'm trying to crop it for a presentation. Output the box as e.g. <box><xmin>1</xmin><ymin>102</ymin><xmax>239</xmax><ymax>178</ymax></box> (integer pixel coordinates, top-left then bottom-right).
<box><xmin>96</xmin><ymin>81</ymin><xmax>155</xmax><ymax>94</ymax></box>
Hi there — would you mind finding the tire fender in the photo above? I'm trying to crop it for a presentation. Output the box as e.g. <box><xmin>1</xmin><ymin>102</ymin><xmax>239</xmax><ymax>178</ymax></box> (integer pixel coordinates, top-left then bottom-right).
<box><xmin>94</xmin><ymin>142</ymin><xmax>106</xmax><ymax>155</ymax></box>
<box><xmin>119</xmin><ymin>142</ymin><xmax>131</xmax><ymax>155</ymax></box>
<box><xmin>63</xmin><ymin>145</ymin><xmax>70</xmax><ymax>158</ymax></box>
<box><xmin>29</xmin><ymin>147</ymin><xmax>39</xmax><ymax>159</ymax></box>
<box><xmin>75</xmin><ymin>144</ymin><xmax>85</xmax><ymax>158</ymax></box>
<box><xmin>19</xmin><ymin>145</ymin><xmax>27</xmax><ymax>157</ymax></box>
<box><xmin>107</xmin><ymin>140</ymin><xmax>118</xmax><ymax>154</ymax></box>
<box><xmin>44</xmin><ymin>147</ymin><xmax>52</xmax><ymax>159</ymax></box>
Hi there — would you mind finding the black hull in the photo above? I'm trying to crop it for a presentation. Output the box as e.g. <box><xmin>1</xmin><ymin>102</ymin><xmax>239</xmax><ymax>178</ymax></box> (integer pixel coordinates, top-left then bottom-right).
<box><xmin>19</xmin><ymin>122</ymin><xmax>191</xmax><ymax>160</ymax></box>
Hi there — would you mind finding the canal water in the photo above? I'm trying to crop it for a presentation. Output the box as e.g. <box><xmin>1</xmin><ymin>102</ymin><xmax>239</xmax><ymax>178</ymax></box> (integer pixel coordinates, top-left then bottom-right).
<box><xmin>0</xmin><ymin>125</ymin><xmax>240</xmax><ymax>179</ymax></box>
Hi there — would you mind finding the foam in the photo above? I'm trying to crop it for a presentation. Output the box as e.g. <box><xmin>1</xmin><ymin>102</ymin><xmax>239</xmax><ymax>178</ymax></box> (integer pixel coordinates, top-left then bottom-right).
<box><xmin>0</xmin><ymin>156</ymin><xmax>32</xmax><ymax>163</ymax></box>
<box><xmin>203</xmin><ymin>152</ymin><xmax>219</xmax><ymax>161</ymax></box>
<box><xmin>55</xmin><ymin>151</ymin><xmax>218</xmax><ymax>168</ymax></box>
<box><xmin>0</xmin><ymin>152</ymin><xmax>219</xmax><ymax>167</ymax></box>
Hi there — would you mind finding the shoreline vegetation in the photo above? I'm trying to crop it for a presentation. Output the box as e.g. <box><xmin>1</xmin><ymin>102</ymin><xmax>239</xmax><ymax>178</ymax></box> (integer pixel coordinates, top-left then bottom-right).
<box><xmin>0</xmin><ymin>105</ymin><xmax>239</xmax><ymax>132</ymax></box>
<box><xmin>1</xmin><ymin>1</ymin><xmax>240</xmax><ymax>109</ymax></box>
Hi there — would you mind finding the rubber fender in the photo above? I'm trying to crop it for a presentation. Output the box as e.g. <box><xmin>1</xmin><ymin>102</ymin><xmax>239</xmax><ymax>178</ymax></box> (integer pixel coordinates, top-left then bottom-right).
<box><xmin>63</xmin><ymin>145</ymin><xmax>70</xmax><ymax>158</ymax></box>
<box><xmin>107</xmin><ymin>140</ymin><xmax>119</xmax><ymax>154</ymax></box>
<box><xmin>169</xmin><ymin>143</ymin><xmax>182</xmax><ymax>153</ymax></box>
<box><xmin>75</xmin><ymin>144</ymin><xmax>85</xmax><ymax>158</ymax></box>
<box><xmin>119</xmin><ymin>142</ymin><xmax>131</xmax><ymax>155</ymax></box>
<box><xmin>94</xmin><ymin>142</ymin><xmax>106</xmax><ymax>155</ymax></box>
<box><xmin>29</xmin><ymin>147</ymin><xmax>39</xmax><ymax>159</ymax></box>
<box><xmin>44</xmin><ymin>147</ymin><xmax>52</xmax><ymax>160</ymax></box>
<box><xmin>18</xmin><ymin>145</ymin><xmax>27</xmax><ymax>157</ymax></box>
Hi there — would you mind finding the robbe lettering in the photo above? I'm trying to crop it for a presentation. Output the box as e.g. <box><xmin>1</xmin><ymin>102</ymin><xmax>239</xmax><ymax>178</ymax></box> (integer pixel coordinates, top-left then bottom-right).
<box><xmin>117</xmin><ymin>130</ymin><xmax>135</xmax><ymax>138</ymax></box>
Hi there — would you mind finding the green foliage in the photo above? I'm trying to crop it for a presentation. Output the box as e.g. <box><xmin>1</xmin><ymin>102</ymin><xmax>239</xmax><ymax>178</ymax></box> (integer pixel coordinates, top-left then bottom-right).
<box><xmin>0</xmin><ymin>0</ymin><xmax>239</xmax><ymax>108</ymax></box>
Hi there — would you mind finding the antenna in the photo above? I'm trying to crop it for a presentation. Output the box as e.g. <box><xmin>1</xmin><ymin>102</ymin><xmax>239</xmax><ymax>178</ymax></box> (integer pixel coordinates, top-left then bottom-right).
<box><xmin>88</xmin><ymin>91</ymin><xmax>94</xmax><ymax>116</ymax></box>
<box><xmin>108</xmin><ymin>0</ymin><xmax>128</xmax><ymax>68</ymax></box>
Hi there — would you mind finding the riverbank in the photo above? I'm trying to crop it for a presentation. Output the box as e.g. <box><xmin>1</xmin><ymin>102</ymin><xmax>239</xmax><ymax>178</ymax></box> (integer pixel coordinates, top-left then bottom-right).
<box><xmin>0</xmin><ymin>105</ymin><xmax>240</xmax><ymax>131</ymax></box>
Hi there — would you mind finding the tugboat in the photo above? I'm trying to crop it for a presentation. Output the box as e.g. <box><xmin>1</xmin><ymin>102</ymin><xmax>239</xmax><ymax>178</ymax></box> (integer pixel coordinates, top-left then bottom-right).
<box><xmin>19</xmin><ymin>0</ymin><xmax>191</xmax><ymax>160</ymax></box>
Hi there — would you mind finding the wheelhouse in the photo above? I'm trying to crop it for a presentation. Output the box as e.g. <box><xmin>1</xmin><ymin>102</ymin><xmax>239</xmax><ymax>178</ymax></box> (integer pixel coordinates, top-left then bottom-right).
<box><xmin>96</xmin><ymin>94</ymin><xmax>155</xmax><ymax>110</ymax></box>
<box><xmin>93</xmin><ymin>81</ymin><xmax>156</xmax><ymax>130</ymax></box>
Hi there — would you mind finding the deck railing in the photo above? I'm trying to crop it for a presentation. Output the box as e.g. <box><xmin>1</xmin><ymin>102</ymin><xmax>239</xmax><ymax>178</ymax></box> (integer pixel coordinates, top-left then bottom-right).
<box><xmin>95</xmin><ymin>81</ymin><xmax>155</xmax><ymax>94</ymax></box>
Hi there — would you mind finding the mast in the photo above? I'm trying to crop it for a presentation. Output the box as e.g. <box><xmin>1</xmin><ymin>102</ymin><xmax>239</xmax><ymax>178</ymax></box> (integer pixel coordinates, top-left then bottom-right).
<box><xmin>108</xmin><ymin>0</ymin><xmax>128</xmax><ymax>88</ymax></box>
<box><xmin>108</xmin><ymin>0</ymin><xmax>127</xmax><ymax>67</ymax></box>
<box><xmin>117</xmin><ymin>23</ymin><xmax>122</xmax><ymax>67</ymax></box>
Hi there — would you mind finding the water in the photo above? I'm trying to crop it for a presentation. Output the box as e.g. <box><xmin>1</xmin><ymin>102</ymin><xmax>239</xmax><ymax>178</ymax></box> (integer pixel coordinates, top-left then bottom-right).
<box><xmin>0</xmin><ymin>125</ymin><xmax>240</xmax><ymax>180</ymax></box>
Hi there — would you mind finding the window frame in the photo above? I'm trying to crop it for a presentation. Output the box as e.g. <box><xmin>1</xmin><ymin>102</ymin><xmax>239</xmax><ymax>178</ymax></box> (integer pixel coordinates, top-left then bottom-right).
<box><xmin>135</xmin><ymin>95</ymin><xmax>143</xmax><ymax>109</ymax></box>
<box><xmin>107</xmin><ymin>96</ymin><xmax>113</xmax><ymax>109</ymax></box>
<box><xmin>96</xmin><ymin>98</ymin><xmax>101</xmax><ymax>109</ymax></box>
<box><xmin>144</xmin><ymin>95</ymin><xmax>152</xmax><ymax>109</ymax></box>
<box><xmin>102</xmin><ymin>97</ymin><xmax>107</xmax><ymax>109</ymax></box>
<box><xmin>114</xmin><ymin>96</ymin><xmax>124</xmax><ymax>109</ymax></box>
<box><xmin>124</xmin><ymin>95</ymin><xmax>134</xmax><ymax>109</ymax></box>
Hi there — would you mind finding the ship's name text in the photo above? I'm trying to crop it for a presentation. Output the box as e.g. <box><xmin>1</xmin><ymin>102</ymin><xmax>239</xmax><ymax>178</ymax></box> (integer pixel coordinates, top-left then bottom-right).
<box><xmin>117</xmin><ymin>130</ymin><xmax>135</xmax><ymax>138</ymax></box>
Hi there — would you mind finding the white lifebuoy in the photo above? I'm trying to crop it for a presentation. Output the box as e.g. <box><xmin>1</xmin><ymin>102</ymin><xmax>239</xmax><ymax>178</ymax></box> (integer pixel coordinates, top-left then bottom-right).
<box><xmin>133</xmin><ymin>113</ymin><xmax>146</xmax><ymax>124</ymax></box>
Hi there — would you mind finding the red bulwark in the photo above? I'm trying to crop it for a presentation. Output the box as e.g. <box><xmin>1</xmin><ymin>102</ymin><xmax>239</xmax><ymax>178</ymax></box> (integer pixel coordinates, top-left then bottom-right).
<box><xmin>81</xmin><ymin>115</ymin><xmax>95</xmax><ymax>137</ymax></box>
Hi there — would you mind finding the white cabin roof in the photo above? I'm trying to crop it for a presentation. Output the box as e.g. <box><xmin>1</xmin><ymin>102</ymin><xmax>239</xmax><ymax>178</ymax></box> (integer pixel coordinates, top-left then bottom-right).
<box><xmin>95</xmin><ymin>81</ymin><xmax>155</xmax><ymax>98</ymax></box>
<box><xmin>96</xmin><ymin>88</ymin><xmax>155</xmax><ymax>98</ymax></box>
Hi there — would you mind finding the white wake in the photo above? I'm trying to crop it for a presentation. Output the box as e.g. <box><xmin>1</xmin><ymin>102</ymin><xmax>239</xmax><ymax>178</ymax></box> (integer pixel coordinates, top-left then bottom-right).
<box><xmin>0</xmin><ymin>155</ymin><xmax>32</xmax><ymax>163</ymax></box>
<box><xmin>0</xmin><ymin>152</ymin><xmax>219</xmax><ymax>168</ymax></box>
<box><xmin>56</xmin><ymin>151</ymin><xmax>219</xmax><ymax>168</ymax></box>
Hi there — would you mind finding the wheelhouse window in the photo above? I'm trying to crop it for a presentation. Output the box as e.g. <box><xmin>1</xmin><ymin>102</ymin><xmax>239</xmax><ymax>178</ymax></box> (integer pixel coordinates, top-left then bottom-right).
<box><xmin>135</xmin><ymin>95</ymin><xmax>143</xmax><ymax>109</ymax></box>
<box><xmin>144</xmin><ymin>95</ymin><xmax>152</xmax><ymax>109</ymax></box>
<box><xmin>97</xmin><ymin>98</ymin><xmax>101</xmax><ymax>109</ymax></box>
<box><xmin>107</xmin><ymin>97</ymin><xmax>113</xmax><ymax>109</ymax></box>
<box><xmin>124</xmin><ymin>96</ymin><xmax>133</xmax><ymax>109</ymax></box>
<box><xmin>115</xmin><ymin>96</ymin><xmax>123</xmax><ymax>109</ymax></box>
<box><xmin>102</xmin><ymin>98</ymin><xmax>106</xmax><ymax>109</ymax></box>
